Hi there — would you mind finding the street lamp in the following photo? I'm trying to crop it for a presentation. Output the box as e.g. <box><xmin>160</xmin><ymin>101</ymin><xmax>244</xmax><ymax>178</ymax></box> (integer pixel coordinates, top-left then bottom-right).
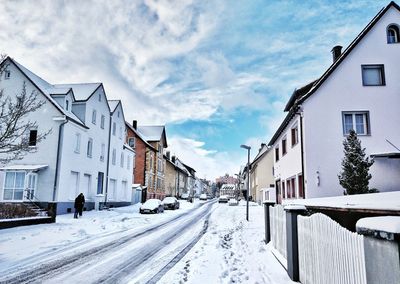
<box><xmin>240</xmin><ymin>144</ymin><xmax>251</xmax><ymax>221</ymax></box>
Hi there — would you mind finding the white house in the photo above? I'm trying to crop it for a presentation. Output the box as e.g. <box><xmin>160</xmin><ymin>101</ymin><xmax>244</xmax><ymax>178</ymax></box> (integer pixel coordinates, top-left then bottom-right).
<box><xmin>269</xmin><ymin>1</ymin><xmax>400</xmax><ymax>203</ymax></box>
<box><xmin>0</xmin><ymin>57</ymin><xmax>134</xmax><ymax>213</ymax></box>
<box><xmin>106</xmin><ymin>100</ymin><xmax>134</xmax><ymax>206</ymax></box>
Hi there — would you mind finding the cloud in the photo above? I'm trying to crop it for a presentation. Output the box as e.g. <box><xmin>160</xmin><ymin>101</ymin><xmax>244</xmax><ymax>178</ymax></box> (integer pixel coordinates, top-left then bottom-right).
<box><xmin>167</xmin><ymin>136</ymin><xmax>244</xmax><ymax>179</ymax></box>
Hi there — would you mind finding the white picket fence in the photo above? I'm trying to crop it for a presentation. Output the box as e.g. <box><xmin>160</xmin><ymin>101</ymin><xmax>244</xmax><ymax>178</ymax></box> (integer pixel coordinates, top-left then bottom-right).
<box><xmin>269</xmin><ymin>205</ymin><xmax>287</xmax><ymax>259</ymax></box>
<box><xmin>298</xmin><ymin>213</ymin><xmax>367</xmax><ymax>284</ymax></box>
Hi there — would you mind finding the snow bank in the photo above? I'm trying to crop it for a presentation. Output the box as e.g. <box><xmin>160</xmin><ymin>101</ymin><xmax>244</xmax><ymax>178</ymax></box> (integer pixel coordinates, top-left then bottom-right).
<box><xmin>356</xmin><ymin>216</ymin><xmax>400</xmax><ymax>234</ymax></box>
<box><xmin>283</xmin><ymin>191</ymin><xmax>400</xmax><ymax>211</ymax></box>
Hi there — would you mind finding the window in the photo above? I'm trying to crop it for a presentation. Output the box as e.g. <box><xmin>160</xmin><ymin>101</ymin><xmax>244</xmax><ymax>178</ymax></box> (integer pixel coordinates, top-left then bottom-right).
<box><xmin>275</xmin><ymin>147</ymin><xmax>279</xmax><ymax>162</ymax></box>
<box><xmin>87</xmin><ymin>138</ymin><xmax>93</xmax><ymax>158</ymax></box>
<box><xmin>286</xmin><ymin>180</ymin><xmax>291</xmax><ymax>198</ymax></box>
<box><xmin>28</xmin><ymin>129</ymin><xmax>38</xmax><ymax>146</ymax></box>
<box><xmin>291</xmin><ymin>126</ymin><xmax>299</xmax><ymax>146</ymax></box>
<box><xmin>120</xmin><ymin>152</ymin><xmax>124</xmax><ymax>168</ymax></box>
<box><xmin>361</xmin><ymin>65</ymin><xmax>385</xmax><ymax>86</ymax></box>
<box><xmin>66</xmin><ymin>100</ymin><xmax>69</xmax><ymax>111</ymax></box>
<box><xmin>291</xmin><ymin>178</ymin><xmax>296</xmax><ymax>198</ymax></box>
<box><xmin>3</xmin><ymin>172</ymin><xmax>25</xmax><ymax>200</ymax></box>
<box><xmin>100</xmin><ymin>143</ymin><xmax>105</xmax><ymax>162</ymax></box>
<box><xmin>119</xmin><ymin>126</ymin><xmax>122</xmax><ymax>139</ymax></box>
<box><xmin>282</xmin><ymin>181</ymin><xmax>286</xmax><ymax>199</ymax></box>
<box><xmin>5</xmin><ymin>70</ymin><xmax>10</xmax><ymax>79</ymax></box>
<box><xmin>100</xmin><ymin>115</ymin><xmax>105</xmax><ymax>129</ymax></box>
<box><xmin>74</xmin><ymin>133</ymin><xmax>81</xmax><ymax>153</ymax></box>
<box><xmin>342</xmin><ymin>112</ymin><xmax>370</xmax><ymax>135</ymax></box>
<box><xmin>92</xmin><ymin>110</ymin><xmax>97</xmax><ymax>124</ymax></box>
<box><xmin>117</xmin><ymin>111</ymin><xmax>120</xmax><ymax>118</ymax></box>
<box><xmin>128</xmin><ymin>137</ymin><xmax>136</xmax><ymax>148</ymax></box>
<box><xmin>98</xmin><ymin>93</ymin><xmax>102</xmax><ymax>102</ymax></box>
<box><xmin>112</xmin><ymin>148</ymin><xmax>116</xmax><ymax>165</ymax></box>
<box><xmin>112</xmin><ymin>122</ymin><xmax>116</xmax><ymax>136</ymax></box>
<box><xmin>387</xmin><ymin>24</ymin><xmax>400</xmax><ymax>43</ymax></box>
<box><xmin>127</xmin><ymin>155</ymin><xmax>131</xmax><ymax>169</ymax></box>
<box><xmin>298</xmin><ymin>175</ymin><xmax>304</xmax><ymax>198</ymax></box>
<box><xmin>282</xmin><ymin>137</ymin><xmax>287</xmax><ymax>155</ymax></box>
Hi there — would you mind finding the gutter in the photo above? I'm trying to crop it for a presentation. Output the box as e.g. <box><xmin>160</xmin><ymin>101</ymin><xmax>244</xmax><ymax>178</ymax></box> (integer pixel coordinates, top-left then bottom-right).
<box><xmin>104</xmin><ymin>116</ymin><xmax>112</xmax><ymax>205</ymax></box>
<box><xmin>299</xmin><ymin>112</ymin><xmax>306</xmax><ymax>199</ymax></box>
<box><xmin>53</xmin><ymin>117</ymin><xmax>68</xmax><ymax>201</ymax></box>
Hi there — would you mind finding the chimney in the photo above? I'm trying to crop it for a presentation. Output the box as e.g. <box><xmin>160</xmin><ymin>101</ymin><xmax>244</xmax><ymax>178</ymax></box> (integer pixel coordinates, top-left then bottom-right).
<box><xmin>132</xmin><ymin>120</ymin><xmax>137</xmax><ymax>130</ymax></box>
<box><xmin>166</xmin><ymin>151</ymin><xmax>170</xmax><ymax>160</ymax></box>
<box><xmin>171</xmin><ymin>155</ymin><xmax>176</xmax><ymax>163</ymax></box>
<box><xmin>331</xmin><ymin>45</ymin><xmax>342</xmax><ymax>62</ymax></box>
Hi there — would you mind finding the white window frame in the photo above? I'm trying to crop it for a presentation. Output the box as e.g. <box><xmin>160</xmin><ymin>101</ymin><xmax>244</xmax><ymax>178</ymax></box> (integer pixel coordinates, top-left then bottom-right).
<box><xmin>100</xmin><ymin>143</ymin><xmax>105</xmax><ymax>162</ymax></box>
<box><xmin>92</xmin><ymin>110</ymin><xmax>97</xmax><ymax>124</ymax></box>
<box><xmin>342</xmin><ymin>111</ymin><xmax>370</xmax><ymax>136</ymax></box>
<box><xmin>361</xmin><ymin>65</ymin><xmax>385</xmax><ymax>86</ymax></box>
<box><xmin>74</xmin><ymin>133</ymin><xmax>81</xmax><ymax>153</ymax></box>
<box><xmin>3</xmin><ymin>171</ymin><xmax>26</xmax><ymax>201</ymax></box>
<box><xmin>100</xmin><ymin>115</ymin><xmax>105</xmax><ymax>129</ymax></box>
<box><xmin>112</xmin><ymin>149</ymin><xmax>116</xmax><ymax>165</ymax></box>
<box><xmin>87</xmin><ymin>138</ymin><xmax>93</xmax><ymax>158</ymax></box>
<box><xmin>128</xmin><ymin>137</ymin><xmax>136</xmax><ymax>148</ymax></box>
<box><xmin>5</xmin><ymin>70</ymin><xmax>11</xmax><ymax>80</ymax></box>
<box><xmin>120</xmin><ymin>152</ymin><xmax>124</xmax><ymax>168</ymax></box>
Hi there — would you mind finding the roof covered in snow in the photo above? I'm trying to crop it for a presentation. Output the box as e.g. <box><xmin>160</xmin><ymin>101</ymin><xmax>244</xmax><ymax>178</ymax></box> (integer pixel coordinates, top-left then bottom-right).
<box><xmin>138</xmin><ymin>125</ymin><xmax>168</xmax><ymax>147</ymax></box>
<box><xmin>9</xmin><ymin>58</ymin><xmax>92</xmax><ymax>128</ymax></box>
<box><xmin>54</xmin><ymin>83</ymin><xmax>101</xmax><ymax>101</ymax></box>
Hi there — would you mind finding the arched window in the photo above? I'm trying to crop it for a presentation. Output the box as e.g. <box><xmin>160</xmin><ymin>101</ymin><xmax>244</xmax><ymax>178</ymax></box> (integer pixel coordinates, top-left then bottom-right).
<box><xmin>387</xmin><ymin>24</ymin><xmax>400</xmax><ymax>43</ymax></box>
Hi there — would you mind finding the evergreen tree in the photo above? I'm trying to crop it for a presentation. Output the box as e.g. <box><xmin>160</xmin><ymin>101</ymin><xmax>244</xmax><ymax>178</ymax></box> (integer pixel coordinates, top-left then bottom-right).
<box><xmin>338</xmin><ymin>130</ymin><xmax>375</xmax><ymax>195</ymax></box>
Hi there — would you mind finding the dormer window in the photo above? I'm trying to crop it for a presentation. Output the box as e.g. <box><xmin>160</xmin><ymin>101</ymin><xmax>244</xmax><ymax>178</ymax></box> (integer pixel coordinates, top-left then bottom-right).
<box><xmin>387</xmin><ymin>24</ymin><xmax>399</xmax><ymax>43</ymax></box>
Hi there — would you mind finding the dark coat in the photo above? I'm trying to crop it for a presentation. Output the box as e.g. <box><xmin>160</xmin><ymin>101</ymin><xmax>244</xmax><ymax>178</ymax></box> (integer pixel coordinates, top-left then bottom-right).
<box><xmin>74</xmin><ymin>194</ymin><xmax>85</xmax><ymax>209</ymax></box>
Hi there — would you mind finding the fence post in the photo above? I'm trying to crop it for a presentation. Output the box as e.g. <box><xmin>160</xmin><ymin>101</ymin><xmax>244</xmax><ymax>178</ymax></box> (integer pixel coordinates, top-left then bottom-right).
<box><xmin>263</xmin><ymin>201</ymin><xmax>275</xmax><ymax>244</ymax></box>
<box><xmin>284</xmin><ymin>204</ymin><xmax>307</xmax><ymax>282</ymax></box>
<box><xmin>356</xmin><ymin>216</ymin><xmax>400</xmax><ymax>284</ymax></box>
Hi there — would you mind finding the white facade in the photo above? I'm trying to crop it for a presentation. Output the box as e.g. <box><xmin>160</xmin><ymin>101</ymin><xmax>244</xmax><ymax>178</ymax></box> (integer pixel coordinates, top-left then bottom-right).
<box><xmin>271</xmin><ymin>3</ymin><xmax>400</xmax><ymax>201</ymax></box>
<box><xmin>0</xmin><ymin>58</ymin><xmax>134</xmax><ymax>213</ymax></box>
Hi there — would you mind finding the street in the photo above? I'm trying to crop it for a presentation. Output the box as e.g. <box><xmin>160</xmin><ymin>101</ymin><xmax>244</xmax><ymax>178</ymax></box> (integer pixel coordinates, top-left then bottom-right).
<box><xmin>0</xmin><ymin>200</ymin><xmax>292</xmax><ymax>284</ymax></box>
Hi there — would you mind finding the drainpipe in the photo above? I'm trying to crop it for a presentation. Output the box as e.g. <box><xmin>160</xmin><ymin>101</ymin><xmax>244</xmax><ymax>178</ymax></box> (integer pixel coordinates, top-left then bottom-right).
<box><xmin>104</xmin><ymin>116</ymin><xmax>112</xmax><ymax>205</ymax></box>
<box><xmin>298</xmin><ymin>109</ymin><xmax>306</xmax><ymax>199</ymax></box>
<box><xmin>53</xmin><ymin>117</ymin><xmax>68</xmax><ymax>201</ymax></box>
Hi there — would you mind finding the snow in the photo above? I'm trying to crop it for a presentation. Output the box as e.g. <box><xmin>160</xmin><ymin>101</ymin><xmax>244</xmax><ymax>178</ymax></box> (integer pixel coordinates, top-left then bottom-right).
<box><xmin>158</xmin><ymin>200</ymin><xmax>294</xmax><ymax>284</ymax></box>
<box><xmin>163</xmin><ymin>197</ymin><xmax>177</xmax><ymax>204</ymax></box>
<box><xmin>283</xmin><ymin>191</ymin><xmax>400</xmax><ymax>211</ymax></box>
<box><xmin>356</xmin><ymin>216</ymin><xmax>400</xmax><ymax>234</ymax></box>
<box><xmin>0</xmin><ymin>200</ymin><xmax>293</xmax><ymax>283</ymax></box>
<box><xmin>141</xmin><ymin>199</ymin><xmax>161</xmax><ymax>209</ymax></box>
<box><xmin>283</xmin><ymin>204</ymin><xmax>307</xmax><ymax>211</ymax></box>
<box><xmin>0</xmin><ymin>201</ymin><xmax>196</xmax><ymax>271</ymax></box>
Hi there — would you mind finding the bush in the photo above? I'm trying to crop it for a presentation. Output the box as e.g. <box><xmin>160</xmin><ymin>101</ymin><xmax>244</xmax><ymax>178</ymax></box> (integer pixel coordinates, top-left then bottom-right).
<box><xmin>0</xmin><ymin>203</ymin><xmax>37</xmax><ymax>219</ymax></box>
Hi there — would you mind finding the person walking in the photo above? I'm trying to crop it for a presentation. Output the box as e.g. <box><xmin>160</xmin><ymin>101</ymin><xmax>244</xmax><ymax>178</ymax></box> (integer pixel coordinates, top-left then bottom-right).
<box><xmin>74</xmin><ymin>193</ymin><xmax>85</xmax><ymax>219</ymax></box>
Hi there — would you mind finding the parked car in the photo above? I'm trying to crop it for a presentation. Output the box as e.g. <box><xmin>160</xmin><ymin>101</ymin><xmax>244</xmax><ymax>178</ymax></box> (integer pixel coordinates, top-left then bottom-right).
<box><xmin>228</xmin><ymin>199</ymin><xmax>239</xmax><ymax>206</ymax></box>
<box><xmin>207</xmin><ymin>194</ymin><xmax>213</xmax><ymax>199</ymax></box>
<box><xmin>162</xmin><ymin>197</ymin><xmax>180</xmax><ymax>210</ymax></box>
<box><xmin>180</xmin><ymin>193</ymin><xmax>190</xmax><ymax>200</ymax></box>
<box><xmin>139</xmin><ymin>199</ymin><xmax>164</xmax><ymax>214</ymax></box>
<box><xmin>218</xmin><ymin>195</ymin><xmax>229</xmax><ymax>203</ymax></box>
<box><xmin>199</xmin><ymin>194</ymin><xmax>207</xmax><ymax>200</ymax></box>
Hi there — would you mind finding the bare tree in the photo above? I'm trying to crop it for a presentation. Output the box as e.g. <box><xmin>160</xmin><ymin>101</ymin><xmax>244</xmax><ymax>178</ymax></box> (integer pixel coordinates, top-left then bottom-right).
<box><xmin>0</xmin><ymin>55</ymin><xmax>51</xmax><ymax>164</ymax></box>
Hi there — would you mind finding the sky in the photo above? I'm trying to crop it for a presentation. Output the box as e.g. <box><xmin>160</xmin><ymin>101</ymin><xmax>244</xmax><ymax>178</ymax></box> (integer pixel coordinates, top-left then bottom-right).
<box><xmin>0</xmin><ymin>0</ymin><xmax>390</xmax><ymax>180</ymax></box>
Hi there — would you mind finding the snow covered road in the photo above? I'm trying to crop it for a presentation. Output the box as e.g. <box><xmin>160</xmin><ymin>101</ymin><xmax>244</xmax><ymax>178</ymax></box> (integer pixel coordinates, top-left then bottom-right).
<box><xmin>0</xmin><ymin>200</ymin><xmax>294</xmax><ymax>284</ymax></box>
<box><xmin>0</xmin><ymin>200</ymin><xmax>216</xmax><ymax>283</ymax></box>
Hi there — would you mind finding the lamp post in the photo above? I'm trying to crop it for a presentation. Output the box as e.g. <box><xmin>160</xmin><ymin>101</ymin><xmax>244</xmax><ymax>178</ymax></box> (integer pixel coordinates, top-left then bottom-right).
<box><xmin>240</xmin><ymin>144</ymin><xmax>251</xmax><ymax>221</ymax></box>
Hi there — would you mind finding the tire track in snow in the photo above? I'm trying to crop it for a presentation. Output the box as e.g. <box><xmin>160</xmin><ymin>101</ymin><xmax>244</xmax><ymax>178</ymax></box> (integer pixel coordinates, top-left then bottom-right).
<box><xmin>0</xmin><ymin>201</ymin><xmax>215</xmax><ymax>284</ymax></box>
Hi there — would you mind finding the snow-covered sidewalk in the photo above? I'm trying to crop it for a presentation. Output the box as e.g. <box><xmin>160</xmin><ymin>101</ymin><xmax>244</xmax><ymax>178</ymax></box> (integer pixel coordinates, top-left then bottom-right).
<box><xmin>158</xmin><ymin>201</ymin><xmax>295</xmax><ymax>284</ymax></box>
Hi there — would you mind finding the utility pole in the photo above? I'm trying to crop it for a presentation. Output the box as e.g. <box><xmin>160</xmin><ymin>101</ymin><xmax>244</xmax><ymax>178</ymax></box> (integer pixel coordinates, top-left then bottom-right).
<box><xmin>240</xmin><ymin>144</ymin><xmax>251</xmax><ymax>221</ymax></box>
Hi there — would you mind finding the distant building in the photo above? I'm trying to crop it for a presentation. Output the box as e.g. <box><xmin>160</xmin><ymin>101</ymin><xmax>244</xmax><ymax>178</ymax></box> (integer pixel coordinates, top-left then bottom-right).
<box><xmin>216</xmin><ymin>174</ymin><xmax>237</xmax><ymax>185</ymax></box>
<box><xmin>220</xmin><ymin>184</ymin><xmax>237</xmax><ymax>198</ymax></box>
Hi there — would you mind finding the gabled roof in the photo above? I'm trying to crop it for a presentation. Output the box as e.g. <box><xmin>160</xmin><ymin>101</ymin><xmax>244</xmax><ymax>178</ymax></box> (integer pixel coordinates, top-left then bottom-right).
<box><xmin>175</xmin><ymin>158</ymin><xmax>189</xmax><ymax>175</ymax></box>
<box><xmin>298</xmin><ymin>1</ymin><xmax>400</xmax><ymax>106</ymax></box>
<box><xmin>138</xmin><ymin>125</ymin><xmax>168</xmax><ymax>147</ymax></box>
<box><xmin>8</xmin><ymin>58</ymin><xmax>88</xmax><ymax>129</ymax></box>
<box><xmin>284</xmin><ymin>80</ymin><xmax>318</xmax><ymax>112</ymax></box>
<box><xmin>182</xmin><ymin>162</ymin><xmax>196</xmax><ymax>176</ymax></box>
<box><xmin>54</xmin><ymin>83</ymin><xmax>101</xmax><ymax>101</ymax></box>
<box><xmin>269</xmin><ymin>1</ymin><xmax>400</xmax><ymax>146</ymax></box>
<box><xmin>125</xmin><ymin>122</ymin><xmax>157</xmax><ymax>151</ymax></box>
<box><xmin>252</xmin><ymin>144</ymin><xmax>271</xmax><ymax>165</ymax></box>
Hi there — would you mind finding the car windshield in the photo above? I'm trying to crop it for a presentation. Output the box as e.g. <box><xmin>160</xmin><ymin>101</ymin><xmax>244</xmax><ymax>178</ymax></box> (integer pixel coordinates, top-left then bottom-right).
<box><xmin>143</xmin><ymin>199</ymin><xmax>160</xmax><ymax>207</ymax></box>
<box><xmin>163</xmin><ymin>197</ymin><xmax>176</xmax><ymax>203</ymax></box>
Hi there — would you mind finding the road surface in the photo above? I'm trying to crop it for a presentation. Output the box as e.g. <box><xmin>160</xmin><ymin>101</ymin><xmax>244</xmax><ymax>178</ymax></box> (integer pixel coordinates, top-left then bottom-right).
<box><xmin>0</xmin><ymin>200</ymin><xmax>217</xmax><ymax>284</ymax></box>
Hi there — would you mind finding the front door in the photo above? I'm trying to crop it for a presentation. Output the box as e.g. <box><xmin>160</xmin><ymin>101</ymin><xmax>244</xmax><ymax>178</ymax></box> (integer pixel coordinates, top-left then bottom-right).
<box><xmin>97</xmin><ymin>172</ymin><xmax>104</xmax><ymax>194</ymax></box>
<box><xmin>25</xmin><ymin>173</ymin><xmax>37</xmax><ymax>200</ymax></box>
